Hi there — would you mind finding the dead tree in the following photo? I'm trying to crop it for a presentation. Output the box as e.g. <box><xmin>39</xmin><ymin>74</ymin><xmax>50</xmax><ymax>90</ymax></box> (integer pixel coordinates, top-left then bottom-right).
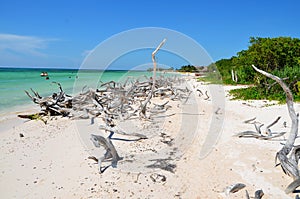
<box><xmin>140</xmin><ymin>38</ymin><xmax>166</xmax><ymax>118</ymax></box>
<box><xmin>252</xmin><ymin>64</ymin><xmax>299</xmax><ymax>194</ymax></box>
<box><xmin>231</xmin><ymin>69</ymin><xmax>238</xmax><ymax>83</ymax></box>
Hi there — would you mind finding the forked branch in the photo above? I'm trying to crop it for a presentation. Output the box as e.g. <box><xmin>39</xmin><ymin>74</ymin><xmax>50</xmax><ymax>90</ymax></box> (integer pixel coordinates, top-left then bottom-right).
<box><xmin>252</xmin><ymin>64</ymin><xmax>299</xmax><ymax>194</ymax></box>
<box><xmin>140</xmin><ymin>38</ymin><xmax>167</xmax><ymax>118</ymax></box>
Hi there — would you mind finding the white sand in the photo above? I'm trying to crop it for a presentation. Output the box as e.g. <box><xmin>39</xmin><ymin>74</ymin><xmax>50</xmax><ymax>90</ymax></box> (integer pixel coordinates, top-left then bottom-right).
<box><xmin>0</xmin><ymin>79</ymin><xmax>299</xmax><ymax>199</ymax></box>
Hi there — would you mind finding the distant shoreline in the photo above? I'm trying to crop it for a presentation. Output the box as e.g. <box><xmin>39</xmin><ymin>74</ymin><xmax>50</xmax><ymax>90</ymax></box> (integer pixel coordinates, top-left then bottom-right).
<box><xmin>0</xmin><ymin>67</ymin><xmax>151</xmax><ymax>72</ymax></box>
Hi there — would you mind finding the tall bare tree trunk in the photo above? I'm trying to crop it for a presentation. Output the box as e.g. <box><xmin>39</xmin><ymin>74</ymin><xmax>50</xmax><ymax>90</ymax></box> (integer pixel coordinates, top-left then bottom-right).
<box><xmin>140</xmin><ymin>39</ymin><xmax>167</xmax><ymax>117</ymax></box>
<box><xmin>231</xmin><ymin>69</ymin><xmax>235</xmax><ymax>82</ymax></box>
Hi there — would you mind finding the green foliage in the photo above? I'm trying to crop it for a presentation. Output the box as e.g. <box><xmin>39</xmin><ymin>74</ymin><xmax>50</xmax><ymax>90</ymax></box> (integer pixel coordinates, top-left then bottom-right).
<box><xmin>177</xmin><ymin>65</ymin><xmax>197</xmax><ymax>72</ymax></box>
<box><xmin>197</xmin><ymin>72</ymin><xmax>222</xmax><ymax>84</ymax></box>
<box><xmin>213</xmin><ymin>36</ymin><xmax>300</xmax><ymax>101</ymax></box>
<box><xmin>233</xmin><ymin>37</ymin><xmax>300</xmax><ymax>84</ymax></box>
<box><xmin>206</xmin><ymin>63</ymin><xmax>218</xmax><ymax>72</ymax></box>
<box><xmin>214</xmin><ymin>58</ymin><xmax>234</xmax><ymax>84</ymax></box>
<box><xmin>18</xmin><ymin>113</ymin><xmax>47</xmax><ymax>124</ymax></box>
<box><xmin>213</xmin><ymin>58</ymin><xmax>255</xmax><ymax>85</ymax></box>
<box><xmin>297</xmin><ymin>81</ymin><xmax>300</xmax><ymax>96</ymax></box>
<box><xmin>230</xmin><ymin>86</ymin><xmax>300</xmax><ymax>103</ymax></box>
<box><xmin>196</xmin><ymin>63</ymin><xmax>223</xmax><ymax>84</ymax></box>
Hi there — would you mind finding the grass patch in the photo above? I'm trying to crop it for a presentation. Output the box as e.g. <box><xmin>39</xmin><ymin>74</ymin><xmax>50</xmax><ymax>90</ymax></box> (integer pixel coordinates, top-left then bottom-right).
<box><xmin>197</xmin><ymin>72</ymin><xmax>223</xmax><ymax>84</ymax></box>
<box><xmin>229</xmin><ymin>86</ymin><xmax>300</xmax><ymax>103</ymax></box>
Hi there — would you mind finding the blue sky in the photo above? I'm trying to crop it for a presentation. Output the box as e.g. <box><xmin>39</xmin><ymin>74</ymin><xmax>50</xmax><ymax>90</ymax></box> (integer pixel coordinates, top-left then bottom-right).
<box><xmin>0</xmin><ymin>0</ymin><xmax>299</xmax><ymax>69</ymax></box>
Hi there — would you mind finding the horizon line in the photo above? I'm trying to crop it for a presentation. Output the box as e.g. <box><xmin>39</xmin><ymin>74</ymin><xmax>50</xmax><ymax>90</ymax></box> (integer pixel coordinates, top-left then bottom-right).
<box><xmin>0</xmin><ymin>66</ymin><xmax>153</xmax><ymax>71</ymax></box>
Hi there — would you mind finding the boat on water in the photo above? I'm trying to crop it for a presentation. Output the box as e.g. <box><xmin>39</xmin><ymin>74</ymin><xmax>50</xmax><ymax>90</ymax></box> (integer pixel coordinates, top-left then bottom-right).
<box><xmin>40</xmin><ymin>72</ymin><xmax>48</xmax><ymax>77</ymax></box>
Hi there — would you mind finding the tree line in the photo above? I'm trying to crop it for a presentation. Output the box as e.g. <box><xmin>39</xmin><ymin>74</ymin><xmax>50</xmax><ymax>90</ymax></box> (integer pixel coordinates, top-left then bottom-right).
<box><xmin>176</xmin><ymin>36</ymin><xmax>300</xmax><ymax>101</ymax></box>
<box><xmin>209</xmin><ymin>36</ymin><xmax>300</xmax><ymax>101</ymax></box>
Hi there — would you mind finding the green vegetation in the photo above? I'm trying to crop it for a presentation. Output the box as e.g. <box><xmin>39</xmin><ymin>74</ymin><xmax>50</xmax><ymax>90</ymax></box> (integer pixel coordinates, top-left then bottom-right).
<box><xmin>197</xmin><ymin>74</ymin><xmax>222</xmax><ymax>84</ymax></box>
<box><xmin>297</xmin><ymin>81</ymin><xmax>300</xmax><ymax>96</ymax></box>
<box><xmin>229</xmin><ymin>86</ymin><xmax>300</xmax><ymax>103</ymax></box>
<box><xmin>177</xmin><ymin>65</ymin><xmax>197</xmax><ymax>72</ymax></box>
<box><xmin>211</xmin><ymin>36</ymin><xmax>300</xmax><ymax>102</ymax></box>
<box><xmin>197</xmin><ymin>63</ymin><xmax>222</xmax><ymax>84</ymax></box>
<box><xmin>18</xmin><ymin>113</ymin><xmax>47</xmax><ymax>124</ymax></box>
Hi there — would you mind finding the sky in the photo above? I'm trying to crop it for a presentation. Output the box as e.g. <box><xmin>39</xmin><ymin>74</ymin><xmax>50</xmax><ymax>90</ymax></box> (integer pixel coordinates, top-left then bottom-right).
<box><xmin>0</xmin><ymin>0</ymin><xmax>299</xmax><ymax>69</ymax></box>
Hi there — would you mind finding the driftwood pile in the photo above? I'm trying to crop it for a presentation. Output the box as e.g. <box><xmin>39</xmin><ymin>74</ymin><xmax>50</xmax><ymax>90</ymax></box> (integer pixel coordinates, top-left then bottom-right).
<box><xmin>23</xmin><ymin>75</ymin><xmax>188</xmax><ymax>120</ymax></box>
<box><xmin>20</xmin><ymin>39</ymin><xmax>194</xmax><ymax>173</ymax></box>
<box><xmin>21</xmin><ymin>74</ymin><xmax>190</xmax><ymax>173</ymax></box>
<box><xmin>236</xmin><ymin>116</ymin><xmax>286</xmax><ymax>140</ymax></box>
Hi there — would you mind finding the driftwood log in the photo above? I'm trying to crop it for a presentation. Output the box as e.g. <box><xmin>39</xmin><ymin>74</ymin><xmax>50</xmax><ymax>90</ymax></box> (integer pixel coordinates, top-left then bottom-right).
<box><xmin>236</xmin><ymin>116</ymin><xmax>286</xmax><ymax>140</ymax></box>
<box><xmin>252</xmin><ymin>65</ymin><xmax>299</xmax><ymax>194</ymax></box>
<box><xmin>90</xmin><ymin>134</ymin><xmax>122</xmax><ymax>173</ymax></box>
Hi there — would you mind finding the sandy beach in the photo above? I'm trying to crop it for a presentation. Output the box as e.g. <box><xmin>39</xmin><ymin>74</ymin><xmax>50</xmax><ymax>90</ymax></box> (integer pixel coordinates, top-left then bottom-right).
<box><xmin>0</xmin><ymin>78</ymin><xmax>299</xmax><ymax>199</ymax></box>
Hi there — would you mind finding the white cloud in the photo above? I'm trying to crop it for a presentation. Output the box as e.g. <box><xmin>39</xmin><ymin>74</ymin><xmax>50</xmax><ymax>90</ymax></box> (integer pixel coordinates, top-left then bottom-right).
<box><xmin>0</xmin><ymin>33</ymin><xmax>55</xmax><ymax>57</ymax></box>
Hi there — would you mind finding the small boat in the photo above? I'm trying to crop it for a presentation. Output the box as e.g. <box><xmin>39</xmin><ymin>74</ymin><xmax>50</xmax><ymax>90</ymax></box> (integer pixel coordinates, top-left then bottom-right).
<box><xmin>40</xmin><ymin>72</ymin><xmax>48</xmax><ymax>77</ymax></box>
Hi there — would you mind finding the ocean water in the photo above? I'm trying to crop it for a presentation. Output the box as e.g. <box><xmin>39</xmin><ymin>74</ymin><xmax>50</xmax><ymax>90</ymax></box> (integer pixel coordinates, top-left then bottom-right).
<box><xmin>0</xmin><ymin>68</ymin><xmax>175</xmax><ymax>115</ymax></box>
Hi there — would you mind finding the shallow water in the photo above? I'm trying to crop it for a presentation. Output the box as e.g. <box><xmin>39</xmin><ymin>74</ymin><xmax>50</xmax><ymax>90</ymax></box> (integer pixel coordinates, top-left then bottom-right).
<box><xmin>0</xmin><ymin>68</ymin><xmax>176</xmax><ymax>114</ymax></box>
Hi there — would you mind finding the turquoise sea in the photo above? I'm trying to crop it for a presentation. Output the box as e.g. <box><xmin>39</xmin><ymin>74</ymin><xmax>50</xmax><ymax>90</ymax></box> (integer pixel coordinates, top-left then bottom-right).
<box><xmin>0</xmin><ymin>68</ymin><xmax>174</xmax><ymax>115</ymax></box>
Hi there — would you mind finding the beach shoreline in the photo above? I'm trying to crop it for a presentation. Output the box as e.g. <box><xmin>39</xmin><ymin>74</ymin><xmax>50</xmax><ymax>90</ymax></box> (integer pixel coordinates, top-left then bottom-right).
<box><xmin>0</xmin><ymin>103</ymin><xmax>40</xmax><ymax>133</ymax></box>
<box><xmin>0</xmin><ymin>78</ymin><xmax>299</xmax><ymax>198</ymax></box>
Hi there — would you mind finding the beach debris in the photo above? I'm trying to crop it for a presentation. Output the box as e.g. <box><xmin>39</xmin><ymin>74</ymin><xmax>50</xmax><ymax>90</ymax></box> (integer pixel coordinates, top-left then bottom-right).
<box><xmin>160</xmin><ymin>132</ymin><xmax>174</xmax><ymax>146</ymax></box>
<box><xmin>236</xmin><ymin>116</ymin><xmax>286</xmax><ymax>140</ymax></box>
<box><xmin>90</xmin><ymin>134</ymin><xmax>122</xmax><ymax>173</ymax></box>
<box><xmin>19</xmin><ymin>133</ymin><xmax>24</xmax><ymax>138</ymax></box>
<box><xmin>139</xmin><ymin>38</ymin><xmax>166</xmax><ymax>119</ymax></box>
<box><xmin>245</xmin><ymin>189</ymin><xmax>264</xmax><ymax>199</ymax></box>
<box><xmin>196</xmin><ymin>88</ymin><xmax>203</xmax><ymax>97</ymax></box>
<box><xmin>245</xmin><ymin>190</ymin><xmax>250</xmax><ymax>199</ymax></box>
<box><xmin>98</xmin><ymin>125</ymin><xmax>147</xmax><ymax>140</ymax></box>
<box><xmin>285</xmin><ymin>178</ymin><xmax>300</xmax><ymax>194</ymax></box>
<box><xmin>23</xmin><ymin>74</ymin><xmax>188</xmax><ymax>121</ymax></box>
<box><xmin>149</xmin><ymin>173</ymin><xmax>166</xmax><ymax>183</ymax></box>
<box><xmin>215</xmin><ymin>107</ymin><xmax>222</xmax><ymax>115</ymax></box>
<box><xmin>18</xmin><ymin>113</ymin><xmax>47</xmax><ymax>124</ymax></box>
<box><xmin>243</xmin><ymin>117</ymin><xmax>257</xmax><ymax>124</ymax></box>
<box><xmin>254</xmin><ymin>189</ymin><xmax>264</xmax><ymax>199</ymax></box>
<box><xmin>88</xmin><ymin>156</ymin><xmax>98</xmax><ymax>163</ymax></box>
<box><xmin>146</xmin><ymin>158</ymin><xmax>176</xmax><ymax>173</ymax></box>
<box><xmin>204</xmin><ymin>90</ymin><xmax>210</xmax><ymax>100</ymax></box>
<box><xmin>22</xmin><ymin>39</ymin><xmax>192</xmax><ymax>174</ymax></box>
<box><xmin>134</xmin><ymin>172</ymin><xmax>141</xmax><ymax>183</ymax></box>
<box><xmin>196</xmin><ymin>88</ymin><xmax>210</xmax><ymax>100</ymax></box>
<box><xmin>224</xmin><ymin>183</ymin><xmax>246</xmax><ymax>195</ymax></box>
<box><xmin>251</xmin><ymin>65</ymin><xmax>300</xmax><ymax>194</ymax></box>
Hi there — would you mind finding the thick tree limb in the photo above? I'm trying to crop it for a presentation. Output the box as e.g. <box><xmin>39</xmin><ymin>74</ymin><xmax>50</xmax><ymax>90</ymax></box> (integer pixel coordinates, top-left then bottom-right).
<box><xmin>252</xmin><ymin>64</ymin><xmax>299</xmax><ymax>193</ymax></box>
<box><xmin>90</xmin><ymin>134</ymin><xmax>121</xmax><ymax>173</ymax></box>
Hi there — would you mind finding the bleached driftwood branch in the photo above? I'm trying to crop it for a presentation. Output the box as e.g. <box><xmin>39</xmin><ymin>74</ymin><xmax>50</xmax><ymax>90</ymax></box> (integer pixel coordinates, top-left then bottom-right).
<box><xmin>90</xmin><ymin>134</ymin><xmax>122</xmax><ymax>173</ymax></box>
<box><xmin>252</xmin><ymin>64</ymin><xmax>299</xmax><ymax>194</ymax></box>
<box><xmin>140</xmin><ymin>38</ymin><xmax>167</xmax><ymax>118</ymax></box>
